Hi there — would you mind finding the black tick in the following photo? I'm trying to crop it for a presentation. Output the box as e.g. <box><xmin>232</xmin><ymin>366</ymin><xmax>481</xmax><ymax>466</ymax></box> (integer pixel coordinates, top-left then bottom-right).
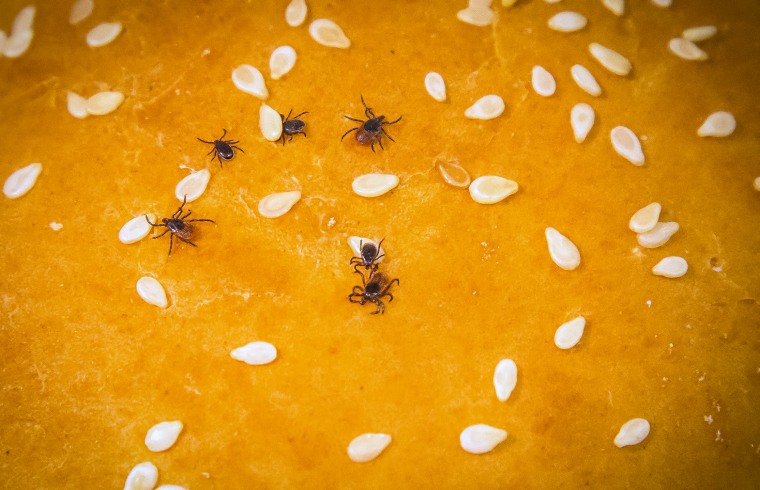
<box><xmin>341</xmin><ymin>96</ymin><xmax>401</xmax><ymax>152</ymax></box>
<box><xmin>348</xmin><ymin>270</ymin><xmax>399</xmax><ymax>315</ymax></box>
<box><xmin>349</xmin><ymin>238</ymin><xmax>385</xmax><ymax>273</ymax></box>
<box><xmin>145</xmin><ymin>196</ymin><xmax>215</xmax><ymax>255</ymax></box>
<box><xmin>278</xmin><ymin>110</ymin><xmax>308</xmax><ymax>145</ymax></box>
<box><xmin>197</xmin><ymin>129</ymin><xmax>244</xmax><ymax>167</ymax></box>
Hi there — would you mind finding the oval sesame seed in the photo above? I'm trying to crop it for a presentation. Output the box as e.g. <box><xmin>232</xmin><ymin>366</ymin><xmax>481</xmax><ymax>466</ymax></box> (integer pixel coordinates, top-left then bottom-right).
<box><xmin>469</xmin><ymin>176</ymin><xmax>518</xmax><ymax>204</ymax></box>
<box><xmin>258</xmin><ymin>191</ymin><xmax>301</xmax><ymax>218</ymax></box>
<box><xmin>424</xmin><ymin>72</ymin><xmax>447</xmax><ymax>102</ymax></box>
<box><xmin>531</xmin><ymin>65</ymin><xmax>556</xmax><ymax>96</ymax></box>
<box><xmin>67</xmin><ymin>91</ymin><xmax>89</xmax><ymax>119</ymax></box>
<box><xmin>259</xmin><ymin>104</ymin><xmax>283</xmax><ymax>142</ymax></box>
<box><xmin>570</xmin><ymin>64</ymin><xmax>602</xmax><ymax>97</ymax></box>
<box><xmin>464</xmin><ymin>95</ymin><xmax>505</xmax><ymax>120</ymax></box>
<box><xmin>86</xmin><ymin>91</ymin><xmax>125</xmax><ymax>115</ymax></box>
<box><xmin>3</xmin><ymin>163</ymin><xmax>42</xmax><ymax>199</ymax></box>
<box><xmin>468</xmin><ymin>0</ymin><xmax>492</xmax><ymax>7</ymax></box>
<box><xmin>12</xmin><ymin>5</ymin><xmax>35</xmax><ymax>33</ymax></box>
<box><xmin>119</xmin><ymin>214</ymin><xmax>156</xmax><ymax>244</ymax></box>
<box><xmin>650</xmin><ymin>0</ymin><xmax>671</xmax><ymax>7</ymax></box>
<box><xmin>86</xmin><ymin>22</ymin><xmax>123</xmax><ymax>48</ymax></box>
<box><xmin>697</xmin><ymin>111</ymin><xmax>736</xmax><ymax>138</ymax></box>
<box><xmin>231</xmin><ymin>64</ymin><xmax>269</xmax><ymax>99</ymax></box>
<box><xmin>683</xmin><ymin>25</ymin><xmax>717</xmax><ymax>43</ymax></box>
<box><xmin>347</xmin><ymin>236</ymin><xmax>385</xmax><ymax>263</ymax></box>
<box><xmin>637</xmin><ymin>221</ymin><xmax>679</xmax><ymax>248</ymax></box>
<box><xmin>460</xmin><ymin>424</ymin><xmax>508</xmax><ymax>454</ymax></box>
<box><xmin>269</xmin><ymin>45</ymin><xmax>297</xmax><ymax>80</ymax></box>
<box><xmin>493</xmin><ymin>359</ymin><xmax>517</xmax><ymax>402</ymax></box>
<box><xmin>545</xmin><ymin>227</ymin><xmax>581</xmax><ymax>270</ymax></box>
<box><xmin>589</xmin><ymin>43</ymin><xmax>632</xmax><ymax>76</ymax></box>
<box><xmin>652</xmin><ymin>256</ymin><xmax>688</xmax><ymax>278</ymax></box>
<box><xmin>347</xmin><ymin>433</ymin><xmax>392</xmax><ymax>463</ymax></box>
<box><xmin>629</xmin><ymin>202</ymin><xmax>661</xmax><ymax>233</ymax></box>
<box><xmin>436</xmin><ymin>158</ymin><xmax>471</xmax><ymax>188</ymax></box>
<box><xmin>456</xmin><ymin>6</ymin><xmax>494</xmax><ymax>27</ymax></box>
<box><xmin>175</xmin><ymin>169</ymin><xmax>210</xmax><ymax>203</ymax></box>
<box><xmin>614</xmin><ymin>418</ymin><xmax>650</xmax><ymax>447</ymax></box>
<box><xmin>554</xmin><ymin>316</ymin><xmax>586</xmax><ymax>349</ymax></box>
<box><xmin>69</xmin><ymin>0</ymin><xmax>94</xmax><ymax>25</ymax></box>
<box><xmin>548</xmin><ymin>11</ymin><xmax>587</xmax><ymax>32</ymax></box>
<box><xmin>610</xmin><ymin>126</ymin><xmax>645</xmax><ymax>166</ymax></box>
<box><xmin>124</xmin><ymin>462</ymin><xmax>159</xmax><ymax>490</ymax></box>
<box><xmin>230</xmin><ymin>341</ymin><xmax>277</xmax><ymax>365</ymax></box>
<box><xmin>308</xmin><ymin>19</ymin><xmax>350</xmax><ymax>49</ymax></box>
<box><xmin>285</xmin><ymin>0</ymin><xmax>308</xmax><ymax>27</ymax></box>
<box><xmin>50</xmin><ymin>222</ymin><xmax>63</xmax><ymax>231</ymax></box>
<box><xmin>2</xmin><ymin>28</ymin><xmax>33</xmax><ymax>58</ymax></box>
<box><xmin>570</xmin><ymin>103</ymin><xmax>595</xmax><ymax>143</ymax></box>
<box><xmin>668</xmin><ymin>38</ymin><xmax>708</xmax><ymax>61</ymax></box>
<box><xmin>145</xmin><ymin>421</ymin><xmax>183</xmax><ymax>452</ymax></box>
<box><xmin>136</xmin><ymin>277</ymin><xmax>168</xmax><ymax>309</ymax></box>
<box><xmin>754</xmin><ymin>177</ymin><xmax>760</xmax><ymax>191</ymax></box>
<box><xmin>352</xmin><ymin>174</ymin><xmax>399</xmax><ymax>198</ymax></box>
<box><xmin>0</xmin><ymin>30</ymin><xmax>6</xmax><ymax>53</ymax></box>
<box><xmin>602</xmin><ymin>0</ymin><xmax>625</xmax><ymax>16</ymax></box>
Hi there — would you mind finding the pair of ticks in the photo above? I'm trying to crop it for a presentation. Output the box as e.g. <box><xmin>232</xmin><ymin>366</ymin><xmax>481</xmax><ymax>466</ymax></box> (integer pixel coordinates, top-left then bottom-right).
<box><xmin>348</xmin><ymin>239</ymin><xmax>400</xmax><ymax>315</ymax></box>
<box><xmin>197</xmin><ymin>96</ymin><xmax>402</xmax><ymax>166</ymax></box>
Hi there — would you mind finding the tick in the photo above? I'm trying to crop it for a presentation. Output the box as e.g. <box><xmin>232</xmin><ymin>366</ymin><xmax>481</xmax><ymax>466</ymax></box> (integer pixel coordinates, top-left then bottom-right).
<box><xmin>348</xmin><ymin>270</ymin><xmax>399</xmax><ymax>315</ymax></box>
<box><xmin>145</xmin><ymin>196</ymin><xmax>215</xmax><ymax>255</ymax></box>
<box><xmin>278</xmin><ymin>109</ymin><xmax>308</xmax><ymax>145</ymax></box>
<box><xmin>349</xmin><ymin>238</ymin><xmax>385</xmax><ymax>273</ymax></box>
<box><xmin>197</xmin><ymin>129</ymin><xmax>244</xmax><ymax>167</ymax></box>
<box><xmin>341</xmin><ymin>95</ymin><xmax>401</xmax><ymax>152</ymax></box>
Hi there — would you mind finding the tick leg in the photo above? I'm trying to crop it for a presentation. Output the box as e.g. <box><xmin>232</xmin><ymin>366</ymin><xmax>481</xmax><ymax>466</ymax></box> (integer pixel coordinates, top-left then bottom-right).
<box><xmin>180</xmin><ymin>210</ymin><xmax>192</xmax><ymax>220</ymax></box>
<box><xmin>174</xmin><ymin>197</ymin><xmax>188</xmax><ymax>218</ymax></box>
<box><xmin>344</xmin><ymin>116</ymin><xmax>365</xmax><ymax>123</ymax></box>
<box><xmin>341</xmin><ymin>127</ymin><xmax>359</xmax><ymax>141</ymax></box>
<box><xmin>205</xmin><ymin>147</ymin><xmax>216</xmax><ymax>156</ymax></box>
<box><xmin>298</xmin><ymin>131</ymin><xmax>306</xmax><ymax>138</ymax></box>
<box><xmin>370</xmin><ymin>299</ymin><xmax>384</xmax><ymax>314</ymax></box>
<box><xmin>226</xmin><ymin>139</ymin><xmax>240</xmax><ymax>144</ymax></box>
<box><xmin>168</xmin><ymin>234</ymin><xmax>174</xmax><ymax>255</ymax></box>
<box><xmin>177</xmin><ymin>236</ymin><xmax>198</xmax><ymax>247</ymax></box>
<box><xmin>288</xmin><ymin>135</ymin><xmax>294</xmax><ymax>142</ymax></box>
<box><xmin>187</xmin><ymin>218</ymin><xmax>215</xmax><ymax>223</ymax></box>
<box><xmin>197</xmin><ymin>137</ymin><xmax>213</xmax><ymax>144</ymax></box>
<box><xmin>381</xmin><ymin>127</ymin><xmax>396</xmax><ymax>142</ymax></box>
<box><xmin>377</xmin><ymin>137</ymin><xmax>385</xmax><ymax>151</ymax></box>
<box><xmin>353</xmin><ymin>269</ymin><xmax>367</xmax><ymax>287</ymax></box>
<box><xmin>152</xmin><ymin>228</ymin><xmax>170</xmax><ymax>239</ymax></box>
<box><xmin>145</xmin><ymin>215</ymin><xmax>162</xmax><ymax>226</ymax></box>
<box><xmin>348</xmin><ymin>293</ymin><xmax>364</xmax><ymax>303</ymax></box>
<box><xmin>293</xmin><ymin>111</ymin><xmax>308</xmax><ymax>119</ymax></box>
<box><xmin>232</xmin><ymin>146</ymin><xmax>245</xmax><ymax>154</ymax></box>
<box><xmin>383</xmin><ymin>115</ymin><xmax>402</xmax><ymax>125</ymax></box>
<box><xmin>220</xmin><ymin>129</ymin><xmax>227</xmax><ymax>140</ymax></box>
<box><xmin>286</xmin><ymin>109</ymin><xmax>293</xmax><ymax>120</ymax></box>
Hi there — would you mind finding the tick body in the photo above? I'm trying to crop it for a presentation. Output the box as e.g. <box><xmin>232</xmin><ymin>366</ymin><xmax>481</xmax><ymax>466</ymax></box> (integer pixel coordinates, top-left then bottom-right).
<box><xmin>348</xmin><ymin>270</ymin><xmax>399</xmax><ymax>315</ymax></box>
<box><xmin>197</xmin><ymin>129</ymin><xmax>244</xmax><ymax>167</ymax></box>
<box><xmin>145</xmin><ymin>196</ymin><xmax>215</xmax><ymax>255</ymax></box>
<box><xmin>341</xmin><ymin>96</ymin><xmax>401</xmax><ymax>152</ymax></box>
<box><xmin>279</xmin><ymin>110</ymin><xmax>308</xmax><ymax>145</ymax></box>
<box><xmin>350</xmin><ymin>238</ymin><xmax>385</xmax><ymax>273</ymax></box>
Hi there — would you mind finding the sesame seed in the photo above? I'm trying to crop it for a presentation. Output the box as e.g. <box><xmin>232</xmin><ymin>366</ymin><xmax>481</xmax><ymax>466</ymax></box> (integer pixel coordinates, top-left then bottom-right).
<box><xmin>460</xmin><ymin>424</ymin><xmax>508</xmax><ymax>454</ymax></box>
<box><xmin>668</xmin><ymin>38</ymin><xmax>708</xmax><ymax>61</ymax></box>
<box><xmin>67</xmin><ymin>92</ymin><xmax>89</xmax><ymax>119</ymax></box>
<box><xmin>231</xmin><ymin>64</ymin><xmax>269</xmax><ymax>99</ymax></box>
<box><xmin>347</xmin><ymin>433</ymin><xmax>392</xmax><ymax>463</ymax></box>
<box><xmin>629</xmin><ymin>202</ymin><xmax>661</xmax><ymax>233</ymax></box>
<box><xmin>86</xmin><ymin>91</ymin><xmax>125</xmax><ymax>115</ymax></box>
<box><xmin>652</xmin><ymin>256</ymin><xmax>688</xmax><ymax>278</ymax></box>
<box><xmin>436</xmin><ymin>158</ymin><xmax>471</xmax><ymax>188</ymax></box>
<box><xmin>614</xmin><ymin>418</ymin><xmax>650</xmax><ymax>447</ymax></box>
<box><xmin>69</xmin><ymin>0</ymin><xmax>94</xmax><ymax>25</ymax></box>
<box><xmin>610</xmin><ymin>126</ymin><xmax>645</xmax><ymax>165</ymax></box>
<box><xmin>86</xmin><ymin>22</ymin><xmax>123</xmax><ymax>48</ymax></box>
<box><xmin>12</xmin><ymin>5</ymin><xmax>35</xmax><ymax>33</ymax></box>
<box><xmin>493</xmin><ymin>359</ymin><xmax>517</xmax><ymax>402</ymax></box>
<box><xmin>119</xmin><ymin>214</ymin><xmax>156</xmax><ymax>244</ymax></box>
<box><xmin>285</xmin><ymin>0</ymin><xmax>308</xmax><ymax>27</ymax></box>
<box><xmin>545</xmin><ymin>227</ymin><xmax>581</xmax><ymax>270</ymax></box>
<box><xmin>531</xmin><ymin>65</ymin><xmax>556</xmax><ymax>96</ymax></box>
<box><xmin>258</xmin><ymin>191</ymin><xmax>301</xmax><ymax>218</ymax></box>
<box><xmin>570</xmin><ymin>64</ymin><xmax>602</xmax><ymax>97</ymax></box>
<box><xmin>548</xmin><ymin>11</ymin><xmax>587</xmax><ymax>33</ymax></box>
<box><xmin>464</xmin><ymin>95</ymin><xmax>505</xmax><ymax>120</ymax></box>
<box><xmin>308</xmin><ymin>19</ymin><xmax>351</xmax><ymax>49</ymax></box>
<box><xmin>637</xmin><ymin>222</ymin><xmax>679</xmax><ymax>248</ymax></box>
<box><xmin>683</xmin><ymin>25</ymin><xmax>718</xmax><ymax>43</ymax></box>
<box><xmin>570</xmin><ymin>103</ymin><xmax>595</xmax><ymax>143</ymax></box>
<box><xmin>754</xmin><ymin>177</ymin><xmax>760</xmax><ymax>191</ymax></box>
<box><xmin>49</xmin><ymin>222</ymin><xmax>63</xmax><ymax>231</ymax></box>
<box><xmin>3</xmin><ymin>163</ymin><xmax>42</xmax><ymax>199</ymax></box>
<box><xmin>175</xmin><ymin>169</ymin><xmax>210</xmax><ymax>203</ymax></box>
<box><xmin>269</xmin><ymin>45</ymin><xmax>297</xmax><ymax>80</ymax></box>
<box><xmin>602</xmin><ymin>0</ymin><xmax>625</xmax><ymax>16</ymax></box>
<box><xmin>136</xmin><ymin>277</ymin><xmax>168</xmax><ymax>309</ymax></box>
<box><xmin>589</xmin><ymin>43</ymin><xmax>632</xmax><ymax>76</ymax></box>
<box><xmin>230</xmin><ymin>341</ymin><xmax>277</xmax><ymax>365</ymax></box>
<box><xmin>650</xmin><ymin>0</ymin><xmax>672</xmax><ymax>7</ymax></box>
<box><xmin>259</xmin><ymin>103</ymin><xmax>284</xmax><ymax>142</ymax></box>
<box><xmin>144</xmin><ymin>421</ymin><xmax>183</xmax><ymax>452</ymax></box>
<box><xmin>697</xmin><ymin>111</ymin><xmax>736</xmax><ymax>138</ymax></box>
<box><xmin>424</xmin><ymin>72</ymin><xmax>447</xmax><ymax>102</ymax></box>
<box><xmin>468</xmin><ymin>176</ymin><xmax>518</xmax><ymax>204</ymax></box>
<box><xmin>555</xmin><ymin>316</ymin><xmax>586</xmax><ymax>349</ymax></box>
<box><xmin>124</xmin><ymin>462</ymin><xmax>158</xmax><ymax>490</ymax></box>
<box><xmin>2</xmin><ymin>28</ymin><xmax>33</xmax><ymax>58</ymax></box>
<box><xmin>352</xmin><ymin>174</ymin><xmax>399</xmax><ymax>198</ymax></box>
<box><xmin>457</xmin><ymin>6</ymin><xmax>495</xmax><ymax>27</ymax></box>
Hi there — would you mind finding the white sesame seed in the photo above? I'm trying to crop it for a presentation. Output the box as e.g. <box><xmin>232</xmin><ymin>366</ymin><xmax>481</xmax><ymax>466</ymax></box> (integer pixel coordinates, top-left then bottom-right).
<box><xmin>629</xmin><ymin>203</ymin><xmax>661</xmax><ymax>233</ymax></box>
<box><xmin>683</xmin><ymin>25</ymin><xmax>717</xmax><ymax>43</ymax></box>
<box><xmin>123</xmin><ymin>462</ymin><xmax>158</xmax><ymax>490</ymax></box>
<box><xmin>697</xmin><ymin>111</ymin><xmax>736</xmax><ymax>137</ymax></box>
<box><xmin>175</xmin><ymin>169</ymin><xmax>210</xmax><ymax>203</ymax></box>
<box><xmin>554</xmin><ymin>316</ymin><xmax>586</xmax><ymax>349</ymax></box>
<box><xmin>589</xmin><ymin>43</ymin><xmax>632</xmax><ymax>76</ymax></box>
<box><xmin>145</xmin><ymin>421</ymin><xmax>183</xmax><ymax>452</ymax></box>
<box><xmin>258</xmin><ymin>191</ymin><xmax>301</xmax><ymax>218</ymax></box>
<box><xmin>548</xmin><ymin>11</ymin><xmax>587</xmax><ymax>32</ymax></box>
<box><xmin>493</xmin><ymin>359</ymin><xmax>517</xmax><ymax>402</ymax></box>
<box><xmin>136</xmin><ymin>276</ymin><xmax>168</xmax><ymax>309</ymax></box>
<box><xmin>269</xmin><ymin>45</ymin><xmax>297</xmax><ymax>80</ymax></box>
<box><xmin>650</xmin><ymin>0</ymin><xmax>671</xmax><ymax>7</ymax></box>
<box><xmin>602</xmin><ymin>0</ymin><xmax>625</xmax><ymax>16</ymax></box>
<box><xmin>308</xmin><ymin>19</ymin><xmax>350</xmax><ymax>48</ymax></box>
<box><xmin>614</xmin><ymin>418</ymin><xmax>650</xmax><ymax>447</ymax></box>
<box><xmin>424</xmin><ymin>72</ymin><xmax>447</xmax><ymax>102</ymax></box>
<box><xmin>69</xmin><ymin>0</ymin><xmax>94</xmax><ymax>25</ymax></box>
<box><xmin>436</xmin><ymin>158</ymin><xmax>471</xmax><ymax>188</ymax></box>
<box><xmin>119</xmin><ymin>214</ymin><xmax>155</xmax><ymax>244</ymax></box>
<box><xmin>67</xmin><ymin>91</ymin><xmax>89</xmax><ymax>119</ymax></box>
<box><xmin>652</xmin><ymin>256</ymin><xmax>688</xmax><ymax>278</ymax></box>
<box><xmin>570</xmin><ymin>103</ymin><xmax>595</xmax><ymax>143</ymax></box>
<box><xmin>12</xmin><ymin>5</ymin><xmax>36</xmax><ymax>33</ymax></box>
<box><xmin>464</xmin><ymin>95</ymin><xmax>505</xmax><ymax>120</ymax></box>
<box><xmin>469</xmin><ymin>0</ymin><xmax>493</xmax><ymax>7</ymax></box>
<box><xmin>86</xmin><ymin>22</ymin><xmax>123</xmax><ymax>48</ymax></box>
<box><xmin>456</xmin><ymin>6</ymin><xmax>494</xmax><ymax>26</ymax></box>
<box><xmin>545</xmin><ymin>227</ymin><xmax>581</xmax><ymax>270</ymax></box>
<box><xmin>285</xmin><ymin>0</ymin><xmax>307</xmax><ymax>27</ymax></box>
<box><xmin>570</xmin><ymin>64</ymin><xmax>602</xmax><ymax>97</ymax></box>
<box><xmin>231</xmin><ymin>64</ymin><xmax>269</xmax><ymax>99</ymax></box>
<box><xmin>50</xmin><ymin>222</ymin><xmax>63</xmax><ymax>231</ymax></box>
<box><xmin>2</xmin><ymin>28</ymin><xmax>33</xmax><ymax>58</ymax></box>
<box><xmin>531</xmin><ymin>65</ymin><xmax>556</xmax><ymax>96</ymax></box>
<box><xmin>637</xmin><ymin>222</ymin><xmax>679</xmax><ymax>248</ymax></box>
<box><xmin>460</xmin><ymin>424</ymin><xmax>508</xmax><ymax>454</ymax></box>
<box><xmin>347</xmin><ymin>433</ymin><xmax>392</xmax><ymax>463</ymax></box>
<box><xmin>86</xmin><ymin>91</ymin><xmax>124</xmax><ymax>115</ymax></box>
<box><xmin>3</xmin><ymin>163</ymin><xmax>42</xmax><ymax>199</ymax></box>
<box><xmin>754</xmin><ymin>177</ymin><xmax>760</xmax><ymax>191</ymax></box>
<box><xmin>259</xmin><ymin>103</ymin><xmax>284</xmax><ymax>142</ymax></box>
<box><xmin>468</xmin><ymin>176</ymin><xmax>518</xmax><ymax>204</ymax></box>
<box><xmin>0</xmin><ymin>30</ymin><xmax>6</xmax><ymax>53</ymax></box>
<box><xmin>347</xmin><ymin>236</ymin><xmax>385</xmax><ymax>263</ymax></box>
<box><xmin>352</xmin><ymin>174</ymin><xmax>399</xmax><ymax>198</ymax></box>
<box><xmin>610</xmin><ymin>126</ymin><xmax>645</xmax><ymax>165</ymax></box>
<box><xmin>230</xmin><ymin>341</ymin><xmax>277</xmax><ymax>365</ymax></box>
<box><xmin>668</xmin><ymin>38</ymin><xmax>708</xmax><ymax>61</ymax></box>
